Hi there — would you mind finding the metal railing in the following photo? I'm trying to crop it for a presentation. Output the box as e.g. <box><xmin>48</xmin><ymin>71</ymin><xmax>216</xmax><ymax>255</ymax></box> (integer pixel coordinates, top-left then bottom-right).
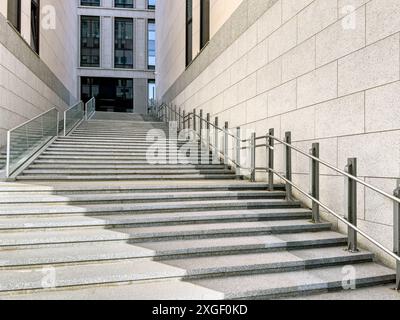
<box><xmin>64</xmin><ymin>101</ymin><xmax>84</xmax><ymax>136</ymax></box>
<box><xmin>157</xmin><ymin>102</ymin><xmax>400</xmax><ymax>290</ymax></box>
<box><xmin>85</xmin><ymin>97</ymin><xmax>96</xmax><ymax>121</ymax></box>
<box><xmin>156</xmin><ymin>103</ymin><xmax>243</xmax><ymax>172</ymax></box>
<box><xmin>6</xmin><ymin>108</ymin><xmax>59</xmax><ymax>177</ymax></box>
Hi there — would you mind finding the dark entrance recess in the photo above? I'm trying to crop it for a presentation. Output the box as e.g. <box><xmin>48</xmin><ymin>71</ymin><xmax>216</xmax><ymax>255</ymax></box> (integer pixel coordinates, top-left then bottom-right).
<box><xmin>81</xmin><ymin>77</ymin><xmax>134</xmax><ymax>113</ymax></box>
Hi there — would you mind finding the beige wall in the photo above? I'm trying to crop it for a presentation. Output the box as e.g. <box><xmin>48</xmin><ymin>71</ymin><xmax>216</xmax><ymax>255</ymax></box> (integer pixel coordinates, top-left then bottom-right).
<box><xmin>0</xmin><ymin>1</ymin><xmax>77</xmax><ymax>149</ymax></box>
<box><xmin>156</xmin><ymin>0</ymin><xmax>244</xmax><ymax>100</ymax></box>
<box><xmin>157</xmin><ymin>0</ymin><xmax>400</xmax><ymax>266</ymax></box>
<box><xmin>40</xmin><ymin>0</ymin><xmax>78</xmax><ymax>96</ymax></box>
<box><xmin>210</xmin><ymin>0</ymin><xmax>243</xmax><ymax>37</ymax></box>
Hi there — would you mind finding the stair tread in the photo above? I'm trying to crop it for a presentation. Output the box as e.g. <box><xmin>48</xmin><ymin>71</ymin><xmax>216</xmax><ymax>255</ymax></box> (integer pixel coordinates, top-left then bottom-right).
<box><xmin>0</xmin><ymin>208</ymin><xmax>310</xmax><ymax>229</ymax></box>
<box><xmin>0</xmin><ymin>199</ymin><xmax>301</xmax><ymax>215</ymax></box>
<box><xmin>0</xmin><ymin>181</ymin><xmax>274</xmax><ymax>193</ymax></box>
<box><xmin>189</xmin><ymin>263</ymin><xmax>396</xmax><ymax>299</ymax></box>
<box><xmin>0</xmin><ymin>220</ymin><xmax>331</xmax><ymax>246</ymax></box>
<box><xmin>1</xmin><ymin>263</ymin><xmax>394</xmax><ymax>300</ymax></box>
<box><xmin>0</xmin><ymin>231</ymin><xmax>346</xmax><ymax>267</ymax></box>
<box><xmin>0</xmin><ymin>190</ymin><xmax>285</xmax><ymax>204</ymax></box>
<box><xmin>0</xmin><ymin>248</ymin><xmax>373</xmax><ymax>292</ymax></box>
<box><xmin>17</xmin><ymin>174</ymin><xmax>240</xmax><ymax>181</ymax></box>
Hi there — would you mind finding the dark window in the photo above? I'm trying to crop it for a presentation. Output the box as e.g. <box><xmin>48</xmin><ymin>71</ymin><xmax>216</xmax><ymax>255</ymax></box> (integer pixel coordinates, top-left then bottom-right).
<box><xmin>200</xmin><ymin>0</ymin><xmax>210</xmax><ymax>49</ymax></box>
<box><xmin>81</xmin><ymin>77</ymin><xmax>134</xmax><ymax>113</ymax></box>
<box><xmin>31</xmin><ymin>0</ymin><xmax>40</xmax><ymax>54</ymax></box>
<box><xmin>114</xmin><ymin>18</ymin><xmax>133</xmax><ymax>69</ymax></box>
<box><xmin>148</xmin><ymin>20</ymin><xmax>156</xmax><ymax>70</ymax></box>
<box><xmin>114</xmin><ymin>0</ymin><xmax>133</xmax><ymax>8</ymax></box>
<box><xmin>81</xmin><ymin>0</ymin><xmax>100</xmax><ymax>6</ymax></box>
<box><xmin>148</xmin><ymin>0</ymin><xmax>155</xmax><ymax>10</ymax></box>
<box><xmin>80</xmin><ymin>16</ymin><xmax>100</xmax><ymax>67</ymax></box>
<box><xmin>7</xmin><ymin>0</ymin><xmax>21</xmax><ymax>32</ymax></box>
<box><xmin>185</xmin><ymin>0</ymin><xmax>193</xmax><ymax>67</ymax></box>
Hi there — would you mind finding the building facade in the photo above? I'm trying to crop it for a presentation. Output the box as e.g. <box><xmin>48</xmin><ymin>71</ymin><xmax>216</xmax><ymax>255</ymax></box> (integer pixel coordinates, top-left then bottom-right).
<box><xmin>156</xmin><ymin>0</ymin><xmax>400</xmax><ymax>265</ymax></box>
<box><xmin>78</xmin><ymin>0</ymin><xmax>156</xmax><ymax>114</ymax></box>
<box><xmin>0</xmin><ymin>0</ymin><xmax>78</xmax><ymax>149</ymax></box>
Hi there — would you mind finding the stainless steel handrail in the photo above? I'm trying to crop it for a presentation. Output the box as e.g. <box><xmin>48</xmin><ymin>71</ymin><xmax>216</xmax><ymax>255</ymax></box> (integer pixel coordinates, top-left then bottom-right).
<box><xmin>252</xmin><ymin>131</ymin><xmax>400</xmax><ymax>287</ymax></box>
<box><xmin>6</xmin><ymin>107</ymin><xmax>59</xmax><ymax>177</ymax></box>
<box><xmin>8</xmin><ymin>108</ymin><xmax>57</xmax><ymax>132</ymax></box>
<box><xmin>86</xmin><ymin>97</ymin><xmax>96</xmax><ymax>121</ymax></box>
<box><xmin>262</xmin><ymin>166</ymin><xmax>400</xmax><ymax>263</ymax></box>
<box><xmin>64</xmin><ymin>101</ymin><xmax>84</xmax><ymax>136</ymax></box>
<box><xmin>265</xmin><ymin>134</ymin><xmax>400</xmax><ymax>205</ymax></box>
<box><xmin>158</xmin><ymin>100</ymin><xmax>400</xmax><ymax>290</ymax></box>
<box><xmin>157</xmin><ymin>103</ymin><xmax>244</xmax><ymax>169</ymax></box>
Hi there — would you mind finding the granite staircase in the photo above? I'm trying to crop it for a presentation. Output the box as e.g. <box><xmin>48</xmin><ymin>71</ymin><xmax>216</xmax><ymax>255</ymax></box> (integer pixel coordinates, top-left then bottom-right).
<box><xmin>0</xmin><ymin>116</ymin><xmax>395</xmax><ymax>300</ymax></box>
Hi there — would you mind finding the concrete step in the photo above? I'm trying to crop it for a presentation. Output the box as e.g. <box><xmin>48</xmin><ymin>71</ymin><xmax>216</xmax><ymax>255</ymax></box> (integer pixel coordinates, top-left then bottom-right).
<box><xmin>16</xmin><ymin>174</ymin><xmax>240</xmax><ymax>181</ymax></box>
<box><xmin>37</xmin><ymin>154</ymin><xmax>215</xmax><ymax>160</ymax></box>
<box><xmin>0</xmin><ymin>190</ymin><xmax>286</xmax><ymax>205</ymax></box>
<box><xmin>21</xmin><ymin>169</ymin><xmax>234</xmax><ymax>176</ymax></box>
<box><xmin>2</xmin><ymin>263</ymin><xmax>394</xmax><ymax>300</ymax></box>
<box><xmin>57</xmin><ymin>137</ymin><xmax>192</xmax><ymax>142</ymax></box>
<box><xmin>0</xmin><ymin>220</ymin><xmax>332</xmax><ymax>248</ymax></box>
<box><xmin>0</xmin><ymin>199</ymin><xmax>301</xmax><ymax>216</ymax></box>
<box><xmin>0</xmin><ymin>231</ymin><xmax>348</xmax><ymax>268</ymax></box>
<box><xmin>51</xmin><ymin>141</ymin><xmax>196</xmax><ymax>147</ymax></box>
<box><xmin>0</xmin><ymin>208</ymin><xmax>309</xmax><ymax>230</ymax></box>
<box><xmin>29</xmin><ymin>164</ymin><xmax>226</xmax><ymax>170</ymax></box>
<box><xmin>188</xmin><ymin>263</ymin><xmax>396</xmax><ymax>299</ymax></box>
<box><xmin>33</xmin><ymin>159</ymin><xmax>221</xmax><ymax>165</ymax></box>
<box><xmin>41</xmin><ymin>151</ymin><xmax>213</xmax><ymax>157</ymax></box>
<box><xmin>0</xmin><ymin>182</ymin><xmax>280</xmax><ymax>195</ymax></box>
<box><xmin>49</xmin><ymin>143</ymin><xmax>198</xmax><ymax>149</ymax></box>
<box><xmin>0</xmin><ymin>248</ymin><xmax>374</xmax><ymax>293</ymax></box>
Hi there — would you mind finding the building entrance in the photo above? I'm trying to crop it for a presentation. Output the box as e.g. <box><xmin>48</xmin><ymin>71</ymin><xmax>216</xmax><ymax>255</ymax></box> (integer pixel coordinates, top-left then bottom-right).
<box><xmin>81</xmin><ymin>77</ymin><xmax>134</xmax><ymax>113</ymax></box>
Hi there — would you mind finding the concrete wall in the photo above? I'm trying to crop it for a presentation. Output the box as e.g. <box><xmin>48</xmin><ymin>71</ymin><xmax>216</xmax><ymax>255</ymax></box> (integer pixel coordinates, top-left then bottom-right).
<box><xmin>0</xmin><ymin>0</ymin><xmax>78</xmax><ymax>149</ymax></box>
<box><xmin>157</xmin><ymin>0</ymin><xmax>400</xmax><ymax>265</ymax></box>
<box><xmin>77</xmin><ymin>0</ymin><xmax>156</xmax><ymax>114</ymax></box>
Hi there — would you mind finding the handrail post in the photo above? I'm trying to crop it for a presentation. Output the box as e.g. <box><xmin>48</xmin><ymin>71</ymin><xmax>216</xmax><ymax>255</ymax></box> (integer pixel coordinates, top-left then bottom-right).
<box><xmin>224</xmin><ymin>122</ymin><xmax>229</xmax><ymax>165</ymax></box>
<box><xmin>178</xmin><ymin>108</ymin><xmax>182</xmax><ymax>131</ymax></box>
<box><xmin>174</xmin><ymin>105</ymin><xmax>177</xmax><ymax>123</ymax></box>
<box><xmin>214</xmin><ymin>117</ymin><xmax>219</xmax><ymax>160</ymax></box>
<box><xmin>346</xmin><ymin>158</ymin><xmax>358</xmax><ymax>252</ymax></box>
<box><xmin>250</xmin><ymin>133</ymin><xmax>256</xmax><ymax>182</ymax></box>
<box><xmin>285</xmin><ymin>132</ymin><xmax>292</xmax><ymax>200</ymax></box>
<box><xmin>6</xmin><ymin>131</ymin><xmax>10</xmax><ymax>178</ymax></box>
<box><xmin>207</xmin><ymin>113</ymin><xmax>211</xmax><ymax>150</ymax></box>
<box><xmin>236</xmin><ymin>127</ymin><xmax>241</xmax><ymax>176</ymax></box>
<box><xmin>268</xmin><ymin>129</ymin><xmax>275</xmax><ymax>191</ymax></box>
<box><xmin>310</xmin><ymin>143</ymin><xmax>320</xmax><ymax>223</ymax></box>
<box><xmin>193</xmin><ymin>109</ymin><xmax>197</xmax><ymax>133</ymax></box>
<box><xmin>394</xmin><ymin>180</ymin><xmax>400</xmax><ymax>290</ymax></box>
<box><xmin>200</xmin><ymin>110</ymin><xmax>203</xmax><ymax>139</ymax></box>
<box><xmin>183</xmin><ymin>111</ymin><xmax>186</xmax><ymax>129</ymax></box>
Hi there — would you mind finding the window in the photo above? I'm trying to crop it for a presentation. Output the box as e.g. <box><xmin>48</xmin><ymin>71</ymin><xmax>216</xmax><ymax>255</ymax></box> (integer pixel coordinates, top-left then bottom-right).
<box><xmin>81</xmin><ymin>77</ymin><xmax>134</xmax><ymax>113</ymax></box>
<box><xmin>31</xmin><ymin>0</ymin><xmax>40</xmax><ymax>54</ymax></box>
<box><xmin>115</xmin><ymin>0</ymin><xmax>133</xmax><ymax>8</ymax></box>
<box><xmin>185</xmin><ymin>0</ymin><xmax>193</xmax><ymax>66</ymax></box>
<box><xmin>114</xmin><ymin>18</ymin><xmax>133</xmax><ymax>69</ymax></box>
<box><xmin>148</xmin><ymin>0</ymin><xmax>156</xmax><ymax>10</ymax></box>
<box><xmin>80</xmin><ymin>16</ymin><xmax>100</xmax><ymax>67</ymax></box>
<box><xmin>148</xmin><ymin>79</ymin><xmax>156</xmax><ymax>109</ymax></box>
<box><xmin>81</xmin><ymin>0</ymin><xmax>100</xmax><ymax>6</ymax></box>
<box><xmin>148</xmin><ymin>20</ymin><xmax>156</xmax><ymax>70</ymax></box>
<box><xmin>7</xmin><ymin>0</ymin><xmax>21</xmax><ymax>31</ymax></box>
<box><xmin>200</xmin><ymin>0</ymin><xmax>210</xmax><ymax>49</ymax></box>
